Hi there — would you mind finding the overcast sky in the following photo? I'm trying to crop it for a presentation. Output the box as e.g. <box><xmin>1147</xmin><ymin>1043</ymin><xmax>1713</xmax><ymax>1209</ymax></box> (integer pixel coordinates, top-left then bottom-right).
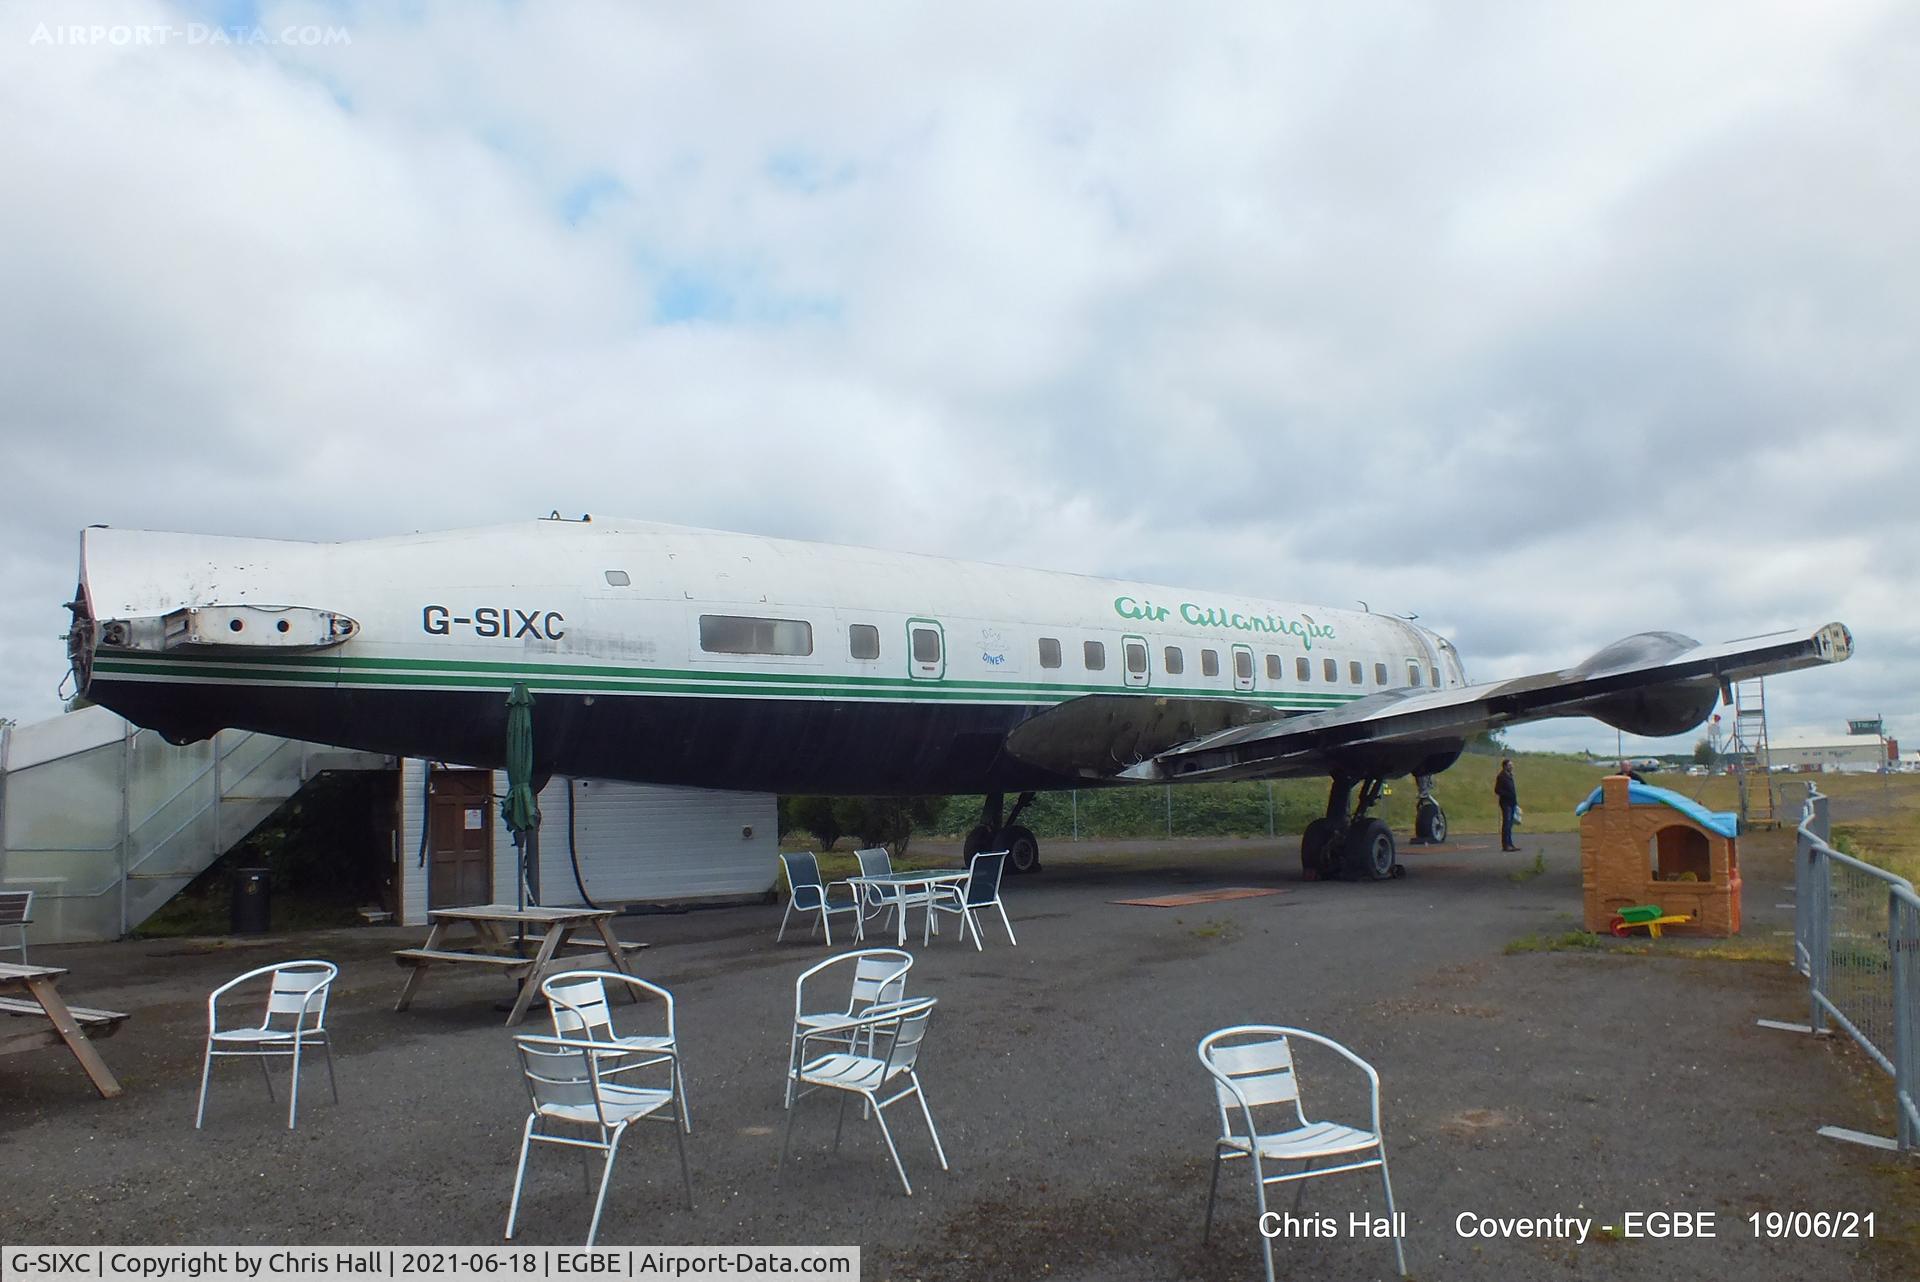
<box><xmin>2</xmin><ymin>0</ymin><xmax>1913</xmax><ymax>762</ymax></box>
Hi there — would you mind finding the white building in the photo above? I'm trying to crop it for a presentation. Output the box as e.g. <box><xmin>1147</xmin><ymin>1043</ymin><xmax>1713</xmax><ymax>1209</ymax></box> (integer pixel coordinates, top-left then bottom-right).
<box><xmin>1765</xmin><ymin>731</ymin><xmax>1889</xmax><ymax>774</ymax></box>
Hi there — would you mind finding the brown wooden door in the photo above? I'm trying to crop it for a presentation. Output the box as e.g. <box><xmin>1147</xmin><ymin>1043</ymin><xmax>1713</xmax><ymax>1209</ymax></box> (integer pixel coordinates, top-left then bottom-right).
<box><xmin>428</xmin><ymin>770</ymin><xmax>494</xmax><ymax>909</ymax></box>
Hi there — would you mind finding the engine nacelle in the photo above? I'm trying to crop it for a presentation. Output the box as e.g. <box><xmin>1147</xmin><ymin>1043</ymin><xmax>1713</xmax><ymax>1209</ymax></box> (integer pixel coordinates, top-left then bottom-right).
<box><xmin>1584</xmin><ymin>679</ymin><xmax>1720</xmax><ymax>738</ymax></box>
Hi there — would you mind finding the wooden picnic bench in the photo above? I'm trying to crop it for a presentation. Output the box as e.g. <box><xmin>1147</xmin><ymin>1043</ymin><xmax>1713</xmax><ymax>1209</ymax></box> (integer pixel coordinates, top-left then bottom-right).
<box><xmin>393</xmin><ymin>904</ymin><xmax>646</xmax><ymax>1026</ymax></box>
<box><xmin>0</xmin><ymin>961</ymin><xmax>128</xmax><ymax>1098</ymax></box>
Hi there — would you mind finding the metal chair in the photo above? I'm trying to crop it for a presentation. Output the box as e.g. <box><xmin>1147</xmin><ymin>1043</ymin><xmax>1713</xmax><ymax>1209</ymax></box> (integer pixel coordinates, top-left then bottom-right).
<box><xmin>1198</xmin><ymin>1025</ymin><xmax>1406</xmax><ymax>1280</ymax></box>
<box><xmin>852</xmin><ymin>846</ymin><xmax>938</xmax><ymax>930</ymax></box>
<box><xmin>927</xmin><ymin>850</ymin><xmax>1015</xmax><ymax>949</ymax></box>
<box><xmin>786</xmin><ymin>948</ymin><xmax>913</xmax><ymax>1108</ymax></box>
<box><xmin>781</xmin><ymin>997</ymin><xmax>947</xmax><ymax>1195</ymax></box>
<box><xmin>543</xmin><ymin>970</ymin><xmax>691</xmax><ymax>1132</ymax></box>
<box><xmin>195</xmin><ymin>959</ymin><xmax>338</xmax><ymax>1130</ymax></box>
<box><xmin>506</xmin><ymin>1033</ymin><xmax>693</xmax><ymax>1246</ymax></box>
<box><xmin>0</xmin><ymin>890</ymin><xmax>30</xmax><ymax>962</ymax></box>
<box><xmin>776</xmin><ymin>852</ymin><xmax>862</xmax><ymax>945</ymax></box>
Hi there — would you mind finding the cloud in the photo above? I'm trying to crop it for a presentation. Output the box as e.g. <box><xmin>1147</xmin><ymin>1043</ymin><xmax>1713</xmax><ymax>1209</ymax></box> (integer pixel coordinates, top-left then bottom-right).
<box><xmin>1</xmin><ymin>0</ymin><xmax>1912</xmax><ymax>765</ymax></box>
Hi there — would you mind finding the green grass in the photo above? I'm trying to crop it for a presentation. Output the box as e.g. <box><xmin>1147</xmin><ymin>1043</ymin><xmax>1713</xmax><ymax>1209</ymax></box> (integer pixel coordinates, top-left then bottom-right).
<box><xmin>1504</xmin><ymin>930</ymin><xmax>1607</xmax><ymax>955</ymax></box>
<box><xmin>919</xmin><ymin>749</ymin><xmax>1625</xmax><ymax>841</ymax></box>
<box><xmin>1507</xmin><ymin>852</ymin><xmax>1548</xmax><ymax>883</ymax></box>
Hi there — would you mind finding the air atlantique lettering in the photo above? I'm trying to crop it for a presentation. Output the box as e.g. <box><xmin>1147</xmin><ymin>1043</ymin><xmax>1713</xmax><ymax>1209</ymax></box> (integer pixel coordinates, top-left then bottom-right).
<box><xmin>1113</xmin><ymin>595</ymin><xmax>1333</xmax><ymax>649</ymax></box>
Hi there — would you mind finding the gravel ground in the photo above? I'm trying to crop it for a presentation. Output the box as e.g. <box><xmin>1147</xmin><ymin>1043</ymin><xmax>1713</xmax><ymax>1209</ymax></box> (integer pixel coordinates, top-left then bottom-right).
<box><xmin>3</xmin><ymin>822</ymin><xmax>1914</xmax><ymax>1281</ymax></box>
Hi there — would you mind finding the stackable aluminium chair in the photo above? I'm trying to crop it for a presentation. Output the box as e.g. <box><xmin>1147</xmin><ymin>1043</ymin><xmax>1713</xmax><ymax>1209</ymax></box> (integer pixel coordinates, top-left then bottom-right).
<box><xmin>506</xmin><ymin>1033</ymin><xmax>693</xmax><ymax>1246</ymax></box>
<box><xmin>195</xmin><ymin>960</ymin><xmax>338</xmax><ymax>1130</ymax></box>
<box><xmin>927</xmin><ymin>849</ymin><xmax>1015</xmax><ymax>949</ymax></box>
<box><xmin>781</xmin><ymin>997</ymin><xmax>947</xmax><ymax>1195</ymax></box>
<box><xmin>1198</xmin><ymin>1025</ymin><xmax>1406</xmax><ymax>1281</ymax></box>
<box><xmin>786</xmin><ymin>948</ymin><xmax>913</xmax><ymax>1108</ymax></box>
<box><xmin>0</xmin><ymin>890</ymin><xmax>30</xmax><ymax>961</ymax></box>
<box><xmin>777</xmin><ymin>852</ymin><xmax>862</xmax><ymax>945</ymax></box>
<box><xmin>544</xmin><ymin>970</ymin><xmax>691</xmax><ymax>1132</ymax></box>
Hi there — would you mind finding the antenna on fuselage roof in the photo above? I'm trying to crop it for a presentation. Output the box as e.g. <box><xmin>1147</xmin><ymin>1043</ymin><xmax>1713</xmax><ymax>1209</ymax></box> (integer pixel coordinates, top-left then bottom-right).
<box><xmin>542</xmin><ymin>511</ymin><xmax>593</xmax><ymax>522</ymax></box>
<box><xmin>1357</xmin><ymin>600</ymin><xmax>1371</xmax><ymax>613</ymax></box>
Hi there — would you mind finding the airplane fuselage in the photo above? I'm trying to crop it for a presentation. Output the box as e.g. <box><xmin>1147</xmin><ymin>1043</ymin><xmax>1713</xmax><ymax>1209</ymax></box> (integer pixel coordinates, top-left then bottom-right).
<box><xmin>72</xmin><ymin>518</ymin><xmax>1468</xmax><ymax>794</ymax></box>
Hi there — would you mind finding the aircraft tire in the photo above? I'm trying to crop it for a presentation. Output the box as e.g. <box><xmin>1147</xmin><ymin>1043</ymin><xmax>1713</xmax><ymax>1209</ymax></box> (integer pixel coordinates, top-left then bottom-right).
<box><xmin>1004</xmin><ymin>824</ymin><xmax>1042</xmax><ymax>875</ymax></box>
<box><xmin>1343</xmin><ymin>819</ymin><xmax>1397</xmax><ymax>881</ymax></box>
<box><xmin>962</xmin><ymin>825</ymin><xmax>993</xmax><ymax>862</ymax></box>
<box><xmin>1416</xmin><ymin>801</ymin><xmax>1448</xmax><ymax>845</ymax></box>
<box><xmin>1300</xmin><ymin>818</ymin><xmax>1341</xmax><ymax>880</ymax></box>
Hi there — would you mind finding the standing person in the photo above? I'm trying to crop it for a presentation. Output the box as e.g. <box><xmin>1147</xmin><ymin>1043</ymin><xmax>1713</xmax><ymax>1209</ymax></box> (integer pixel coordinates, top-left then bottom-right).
<box><xmin>1495</xmin><ymin>758</ymin><xmax>1520</xmax><ymax>851</ymax></box>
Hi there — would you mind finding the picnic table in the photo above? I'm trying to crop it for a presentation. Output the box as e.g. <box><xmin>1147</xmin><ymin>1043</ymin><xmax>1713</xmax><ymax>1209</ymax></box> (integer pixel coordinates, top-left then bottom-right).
<box><xmin>0</xmin><ymin>961</ymin><xmax>128</xmax><ymax>1098</ymax></box>
<box><xmin>393</xmin><ymin>904</ymin><xmax>645</xmax><ymax>1026</ymax></box>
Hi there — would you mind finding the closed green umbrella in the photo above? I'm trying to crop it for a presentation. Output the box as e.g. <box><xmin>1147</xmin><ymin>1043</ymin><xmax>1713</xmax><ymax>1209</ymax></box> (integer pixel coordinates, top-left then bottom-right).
<box><xmin>502</xmin><ymin>682</ymin><xmax>541</xmax><ymax>909</ymax></box>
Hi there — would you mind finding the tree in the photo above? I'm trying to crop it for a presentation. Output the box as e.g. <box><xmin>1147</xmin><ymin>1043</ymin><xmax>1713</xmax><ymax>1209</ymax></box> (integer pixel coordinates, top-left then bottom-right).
<box><xmin>780</xmin><ymin>796</ymin><xmax>842</xmax><ymax>850</ymax></box>
<box><xmin>1692</xmin><ymin>737</ymin><xmax>1717</xmax><ymax>767</ymax></box>
<box><xmin>830</xmin><ymin>796</ymin><xmax>946</xmax><ymax>856</ymax></box>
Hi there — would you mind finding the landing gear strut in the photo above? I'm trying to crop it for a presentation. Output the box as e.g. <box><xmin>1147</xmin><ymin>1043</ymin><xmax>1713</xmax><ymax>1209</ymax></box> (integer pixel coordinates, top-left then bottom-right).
<box><xmin>1412</xmin><ymin>774</ymin><xmax>1448</xmax><ymax>845</ymax></box>
<box><xmin>963</xmin><ymin>790</ymin><xmax>1042</xmax><ymax>874</ymax></box>
<box><xmin>1299</xmin><ymin>775</ymin><xmax>1405</xmax><ymax>882</ymax></box>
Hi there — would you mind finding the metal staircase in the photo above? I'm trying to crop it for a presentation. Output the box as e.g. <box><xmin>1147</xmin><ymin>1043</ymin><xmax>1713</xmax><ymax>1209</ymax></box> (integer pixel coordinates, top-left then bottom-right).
<box><xmin>1728</xmin><ymin>678</ymin><xmax>1777</xmax><ymax>828</ymax></box>
<box><xmin>0</xmin><ymin>705</ymin><xmax>384</xmax><ymax>943</ymax></box>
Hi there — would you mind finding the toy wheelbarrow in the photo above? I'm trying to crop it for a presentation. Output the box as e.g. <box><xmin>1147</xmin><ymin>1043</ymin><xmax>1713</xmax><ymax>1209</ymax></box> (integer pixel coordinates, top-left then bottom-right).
<box><xmin>1608</xmin><ymin>904</ymin><xmax>1692</xmax><ymax>938</ymax></box>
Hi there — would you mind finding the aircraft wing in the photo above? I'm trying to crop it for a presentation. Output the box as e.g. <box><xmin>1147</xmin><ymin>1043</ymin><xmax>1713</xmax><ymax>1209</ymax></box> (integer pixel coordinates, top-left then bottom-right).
<box><xmin>1004</xmin><ymin>622</ymin><xmax>1853</xmax><ymax>785</ymax></box>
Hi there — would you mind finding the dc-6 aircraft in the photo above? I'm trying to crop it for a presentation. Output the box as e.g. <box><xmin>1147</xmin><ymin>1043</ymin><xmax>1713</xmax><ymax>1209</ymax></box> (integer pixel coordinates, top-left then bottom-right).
<box><xmin>65</xmin><ymin>515</ymin><xmax>1852</xmax><ymax>881</ymax></box>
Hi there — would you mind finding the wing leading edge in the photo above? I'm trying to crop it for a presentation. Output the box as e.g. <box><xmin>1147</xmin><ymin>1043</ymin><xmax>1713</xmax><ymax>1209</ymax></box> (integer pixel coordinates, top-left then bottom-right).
<box><xmin>1004</xmin><ymin>622</ymin><xmax>1852</xmax><ymax>786</ymax></box>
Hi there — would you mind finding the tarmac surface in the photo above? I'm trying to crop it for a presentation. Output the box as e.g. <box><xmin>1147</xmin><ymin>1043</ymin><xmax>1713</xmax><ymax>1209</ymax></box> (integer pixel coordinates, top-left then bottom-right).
<box><xmin>3</xmin><ymin>818</ymin><xmax>1916</xmax><ymax>1281</ymax></box>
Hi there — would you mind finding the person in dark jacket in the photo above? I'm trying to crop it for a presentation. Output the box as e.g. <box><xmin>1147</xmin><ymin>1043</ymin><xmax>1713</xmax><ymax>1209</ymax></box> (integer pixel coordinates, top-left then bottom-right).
<box><xmin>1495</xmin><ymin>758</ymin><xmax>1520</xmax><ymax>851</ymax></box>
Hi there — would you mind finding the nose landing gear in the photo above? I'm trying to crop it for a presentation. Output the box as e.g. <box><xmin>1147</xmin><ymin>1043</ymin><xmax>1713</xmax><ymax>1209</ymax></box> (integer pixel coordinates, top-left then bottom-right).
<box><xmin>963</xmin><ymin>791</ymin><xmax>1042</xmax><ymax>874</ymax></box>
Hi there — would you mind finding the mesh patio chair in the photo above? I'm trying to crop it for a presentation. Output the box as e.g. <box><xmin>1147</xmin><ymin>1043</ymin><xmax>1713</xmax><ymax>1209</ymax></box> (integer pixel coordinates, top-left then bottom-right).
<box><xmin>194</xmin><ymin>959</ymin><xmax>338</xmax><ymax>1130</ymax></box>
<box><xmin>1198</xmin><ymin>1025</ymin><xmax>1406</xmax><ymax>1280</ymax></box>
<box><xmin>505</xmin><ymin>1033</ymin><xmax>693</xmax><ymax>1246</ymax></box>
<box><xmin>781</xmin><ymin>997</ymin><xmax>947</xmax><ymax>1195</ymax></box>
<box><xmin>544</xmin><ymin>970</ymin><xmax>691</xmax><ymax>1133</ymax></box>
<box><xmin>777</xmin><ymin>851</ymin><xmax>862</xmax><ymax>945</ymax></box>
<box><xmin>927</xmin><ymin>849</ymin><xmax>1015</xmax><ymax>949</ymax></box>
<box><xmin>786</xmin><ymin>948</ymin><xmax>913</xmax><ymax>1108</ymax></box>
<box><xmin>0</xmin><ymin>890</ymin><xmax>30</xmax><ymax>962</ymax></box>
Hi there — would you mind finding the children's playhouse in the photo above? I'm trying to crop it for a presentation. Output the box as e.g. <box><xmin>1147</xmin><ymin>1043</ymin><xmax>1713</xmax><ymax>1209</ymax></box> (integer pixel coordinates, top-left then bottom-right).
<box><xmin>1577</xmin><ymin>775</ymin><xmax>1742</xmax><ymax>936</ymax></box>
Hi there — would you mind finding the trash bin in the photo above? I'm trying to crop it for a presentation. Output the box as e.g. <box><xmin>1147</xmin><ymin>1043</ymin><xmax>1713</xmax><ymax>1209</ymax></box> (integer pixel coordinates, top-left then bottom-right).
<box><xmin>231</xmin><ymin>867</ymin><xmax>271</xmax><ymax>935</ymax></box>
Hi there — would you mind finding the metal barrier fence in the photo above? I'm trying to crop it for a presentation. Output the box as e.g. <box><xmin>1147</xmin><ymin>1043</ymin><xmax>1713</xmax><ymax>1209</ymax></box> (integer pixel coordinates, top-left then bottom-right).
<box><xmin>1789</xmin><ymin>786</ymin><xmax>1920</xmax><ymax>1152</ymax></box>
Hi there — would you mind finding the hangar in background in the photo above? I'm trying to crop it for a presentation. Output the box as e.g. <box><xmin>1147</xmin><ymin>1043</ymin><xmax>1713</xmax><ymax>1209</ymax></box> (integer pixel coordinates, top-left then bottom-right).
<box><xmin>1765</xmin><ymin>730</ymin><xmax>1893</xmax><ymax>774</ymax></box>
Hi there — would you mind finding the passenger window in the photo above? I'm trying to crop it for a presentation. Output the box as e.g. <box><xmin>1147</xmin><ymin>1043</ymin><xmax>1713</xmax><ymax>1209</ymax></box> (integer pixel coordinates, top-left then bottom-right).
<box><xmin>603</xmin><ymin>569</ymin><xmax>630</xmax><ymax>587</ymax></box>
<box><xmin>849</xmin><ymin>624</ymin><xmax>880</xmax><ymax>661</ymax></box>
<box><xmin>1124</xmin><ymin>640</ymin><xmax>1148</xmax><ymax>675</ymax></box>
<box><xmin>1084</xmin><ymin>640</ymin><xmax>1106</xmax><ymax>671</ymax></box>
<box><xmin>1408</xmin><ymin>661</ymin><xmax>1422</xmax><ymax>687</ymax></box>
<box><xmin>1264</xmin><ymin>654</ymin><xmax>1281</xmax><ymax>680</ymax></box>
<box><xmin>1374</xmin><ymin>662</ymin><xmax>1388</xmax><ymax>685</ymax></box>
<box><xmin>1432</xmin><ymin>665</ymin><xmax>1442</xmax><ymax>688</ymax></box>
<box><xmin>1039</xmin><ymin>637</ymin><xmax>1062</xmax><ymax>669</ymax></box>
<box><xmin>1348</xmin><ymin>661</ymin><xmax>1362</xmax><ymax>684</ymax></box>
<box><xmin>1323</xmin><ymin>658</ymin><xmax>1337</xmax><ymax>682</ymax></box>
<box><xmin>1201</xmin><ymin>649</ymin><xmax>1220</xmax><ymax>678</ymax></box>
<box><xmin>911</xmin><ymin>627</ymin><xmax>942</xmax><ymax>665</ymax></box>
<box><xmin>1296</xmin><ymin>657</ymin><xmax>1311</xmax><ymax>682</ymax></box>
<box><xmin>1164</xmin><ymin>646</ymin><xmax>1184</xmax><ymax>675</ymax></box>
<box><xmin>1234</xmin><ymin>649</ymin><xmax>1253</xmax><ymax>681</ymax></box>
<box><xmin>699</xmin><ymin>614</ymin><xmax>813</xmax><ymax>656</ymax></box>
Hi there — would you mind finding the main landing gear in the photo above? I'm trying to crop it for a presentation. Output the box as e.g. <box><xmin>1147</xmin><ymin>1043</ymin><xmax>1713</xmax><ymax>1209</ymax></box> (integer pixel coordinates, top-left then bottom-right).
<box><xmin>964</xmin><ymin>791</ymin><xmax>1042</xmax><ymax>875</ymax></box>
<box><xmin>1300</xmin><ymin>775</ymin><xmax>1419</xmax><ymax>882</ymax></box>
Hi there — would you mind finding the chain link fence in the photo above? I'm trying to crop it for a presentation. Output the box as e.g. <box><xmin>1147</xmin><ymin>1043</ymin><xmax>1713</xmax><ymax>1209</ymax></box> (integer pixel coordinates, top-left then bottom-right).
<box><xmin>1790</xmin><ymin>786</ymin><xmax>1920</xmax><ymax>1152</ymax></box>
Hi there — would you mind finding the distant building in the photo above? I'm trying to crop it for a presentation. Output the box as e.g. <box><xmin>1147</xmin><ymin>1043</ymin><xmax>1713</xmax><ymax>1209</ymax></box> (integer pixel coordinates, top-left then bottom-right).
<box><xmin>1765</xmin><ymin>731</ymin><xmax>1890</xmax><ymax>774</ymax></box>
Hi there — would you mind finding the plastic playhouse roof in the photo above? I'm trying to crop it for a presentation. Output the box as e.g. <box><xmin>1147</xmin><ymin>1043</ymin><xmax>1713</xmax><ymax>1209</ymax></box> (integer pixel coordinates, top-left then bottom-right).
<box><xmin>1573</xmin><ymin>780</ymin><xmax>1740</xmax><ymax>839</ymax></box>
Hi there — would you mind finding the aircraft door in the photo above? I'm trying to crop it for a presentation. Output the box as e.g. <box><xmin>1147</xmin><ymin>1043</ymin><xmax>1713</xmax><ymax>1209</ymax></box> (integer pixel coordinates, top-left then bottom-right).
<box><xmin>1231</xmin><ymin>643</ymin><xmax>1255</xmax><ymax>692</ymax></box>
<box><xmin>907</xmin><ymin>617</ymin><xmax>945</xmax><ymax>680</ymax></box>
<box><xmin>1122</xmin><ymin>634</ymin><xmax>1150</xmax><ymax>688</ymax></box>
